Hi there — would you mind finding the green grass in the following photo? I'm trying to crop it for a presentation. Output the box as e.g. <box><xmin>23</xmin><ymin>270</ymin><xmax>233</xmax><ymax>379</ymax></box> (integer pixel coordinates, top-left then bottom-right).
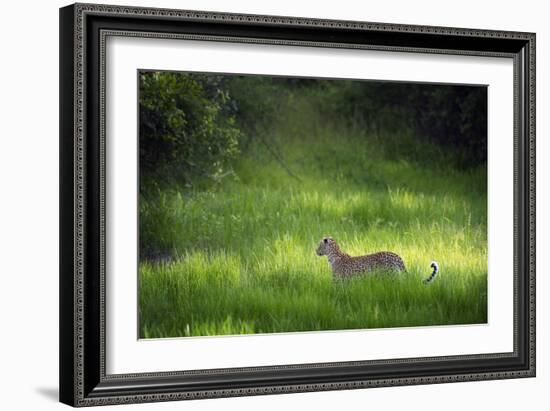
<box><xmin>139</xmin><ymin>92</ymin><xmax>487</xmax><ymax>338</ymax></box>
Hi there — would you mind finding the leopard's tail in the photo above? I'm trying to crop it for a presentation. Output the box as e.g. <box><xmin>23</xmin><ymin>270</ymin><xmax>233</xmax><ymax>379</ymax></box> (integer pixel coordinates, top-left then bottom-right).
<box><xmin>423</xmin><ymin>261</ymin><xmax>439</xmax><ymax>284</ymax></box>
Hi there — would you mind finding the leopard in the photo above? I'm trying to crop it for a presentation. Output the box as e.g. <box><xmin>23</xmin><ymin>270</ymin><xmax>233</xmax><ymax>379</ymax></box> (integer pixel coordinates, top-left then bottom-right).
<box><xmin>315</xmin><ymin>236</ymin><xmax>438</xmax><ymax>283</ymax></box>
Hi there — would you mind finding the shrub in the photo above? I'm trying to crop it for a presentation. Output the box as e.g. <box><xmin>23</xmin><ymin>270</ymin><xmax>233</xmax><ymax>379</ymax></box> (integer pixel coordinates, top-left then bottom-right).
<box><xmin>139</xmin><ymin>72</ymin><xmax>242</xmax><ymax>188</ymax></box>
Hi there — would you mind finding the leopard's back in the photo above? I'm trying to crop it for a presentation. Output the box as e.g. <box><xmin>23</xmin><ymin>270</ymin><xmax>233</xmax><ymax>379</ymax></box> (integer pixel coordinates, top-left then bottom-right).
<box><xmin>334</xmin><ymin>251</ymin><xmax>406</xmax><ymax>277</ymax></box>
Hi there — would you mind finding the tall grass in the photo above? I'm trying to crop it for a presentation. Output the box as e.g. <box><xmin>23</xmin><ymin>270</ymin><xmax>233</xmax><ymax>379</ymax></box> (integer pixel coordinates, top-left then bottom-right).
<box><xmin>139</xmin><ymin>90</ymin><xmax>487</xmax><ymax>338</ymax></box>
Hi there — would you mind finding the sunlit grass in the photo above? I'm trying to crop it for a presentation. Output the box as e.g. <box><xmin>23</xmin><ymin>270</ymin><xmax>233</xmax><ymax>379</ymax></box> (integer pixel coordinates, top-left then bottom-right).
<box><xmin>139</xmin><ymin>94</ymin><xmax>487</xmax><ymax>338</ymax></box>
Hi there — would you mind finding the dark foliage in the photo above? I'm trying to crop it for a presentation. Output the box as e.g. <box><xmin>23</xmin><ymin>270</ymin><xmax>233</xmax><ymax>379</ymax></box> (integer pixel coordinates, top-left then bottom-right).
<box><xmin>319</xmin><ymin>81</ymin><xmax>487</xmax><ymax>168</ymax></box>
<box><xmin>139</xmin><ymin>72</ymin><xmax>242</xmax><ymax>188</ymax></box>
<box><xmin>139</xmin><ymin>72</ymin><xmax>487</xmax><ymax>192</ymax></box>
<box><xmin>409</xmin><ymin>84</ymin><xmax>487</xmax><ymax>167</ymax></box>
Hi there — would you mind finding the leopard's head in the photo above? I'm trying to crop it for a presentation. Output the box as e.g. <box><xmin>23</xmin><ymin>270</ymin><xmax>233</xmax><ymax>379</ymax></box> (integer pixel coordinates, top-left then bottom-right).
<box><xmin>316</xmin><ymin>236</ymin><xmax>337</xmax><ymax>256</ymax></box>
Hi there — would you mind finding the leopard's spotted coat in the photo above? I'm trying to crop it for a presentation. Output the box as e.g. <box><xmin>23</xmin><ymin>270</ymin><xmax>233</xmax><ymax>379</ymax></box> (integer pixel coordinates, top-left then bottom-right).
<box><xmin>316</xmin><ymin>236</ymin><xmax>406</xmax><ymax>278</ymax></box>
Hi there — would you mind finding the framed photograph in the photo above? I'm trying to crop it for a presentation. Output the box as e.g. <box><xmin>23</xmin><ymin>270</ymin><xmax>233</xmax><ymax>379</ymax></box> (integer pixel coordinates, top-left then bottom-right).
<box><xmin>59</xmin><ymin>3</ymin><xmax>535</xmax><ymax>407</ymax></box>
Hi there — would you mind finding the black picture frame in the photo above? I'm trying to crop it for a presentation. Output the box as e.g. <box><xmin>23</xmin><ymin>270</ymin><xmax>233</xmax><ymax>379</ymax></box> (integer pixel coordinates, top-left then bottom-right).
<box><xmin>59</xmin><ymin>3</ymin><xmax>536</xmax><ymax>407</ymax></box>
